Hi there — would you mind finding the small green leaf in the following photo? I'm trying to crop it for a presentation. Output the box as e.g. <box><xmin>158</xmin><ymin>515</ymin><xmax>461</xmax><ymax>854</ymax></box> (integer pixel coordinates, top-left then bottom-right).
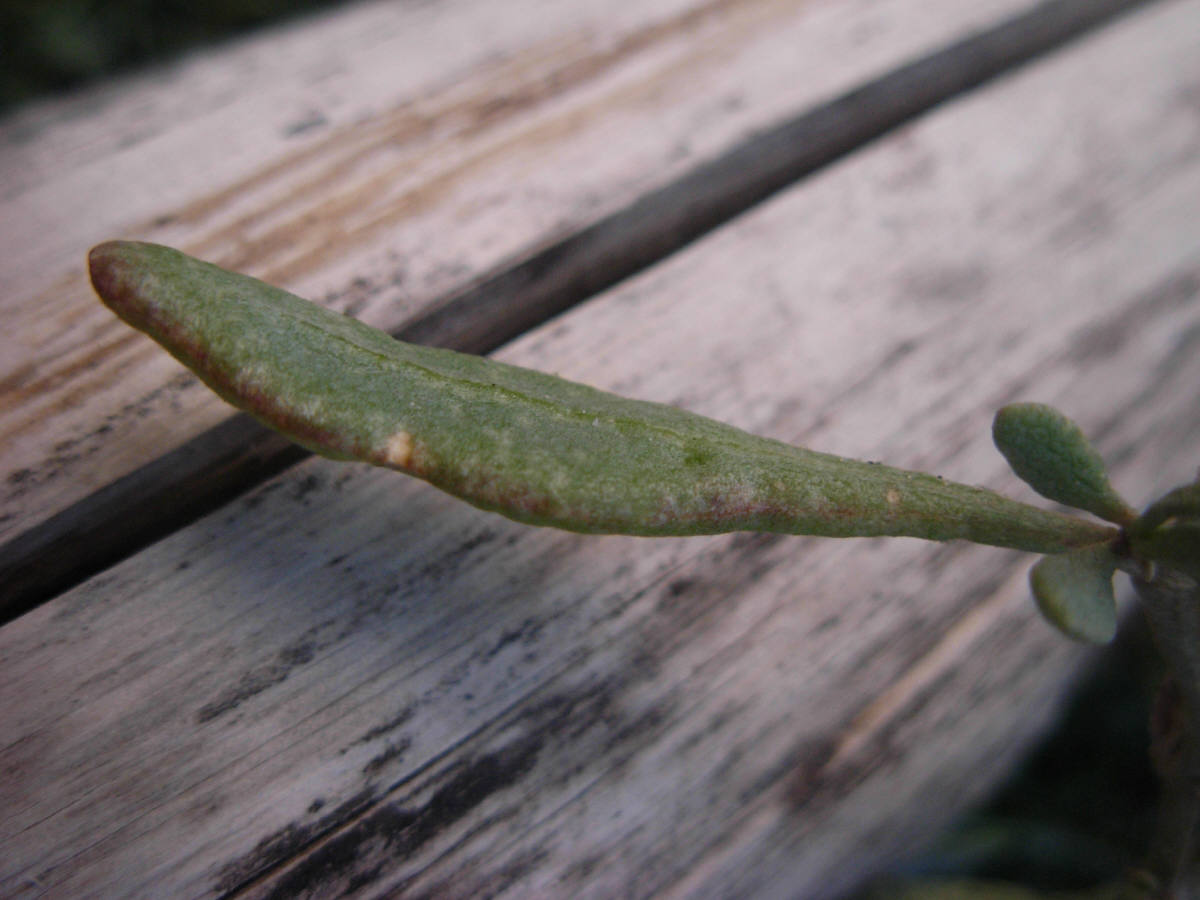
<box><xmin>1134</xmin><ymin>522</ymin><xmax>1200</xmax><ymax>581</ymax></box>
<box><xmin>1127</xmin><ymin>483</ymin><xmax>1200</xmax><ymax>579</ymax></box>
<box><xmin>1029</xmin><ymin>544</ymin><xmax>1119</xmax><ymax>643</ymax></box>
<box><xmin>1130</xmin><ymin>481</ymin><xmax>1200</xmax><ymax>535</ymax></box>
<box><xmin>993</xmin><ymin>403</ymin><xmax>1134</xmax><ymax>524</ymax></box>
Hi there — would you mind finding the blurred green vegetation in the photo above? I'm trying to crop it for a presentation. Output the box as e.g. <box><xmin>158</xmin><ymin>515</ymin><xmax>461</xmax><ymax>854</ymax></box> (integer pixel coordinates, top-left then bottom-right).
<box><xmin>0</xmin><ymin>0</ymin><xmax>346</xmax><ymax>114</ymax></box>
<box><xmin>859</xmin><ymin>614</ymin><xmax>1159</xmax><ymax>896</ymax></box>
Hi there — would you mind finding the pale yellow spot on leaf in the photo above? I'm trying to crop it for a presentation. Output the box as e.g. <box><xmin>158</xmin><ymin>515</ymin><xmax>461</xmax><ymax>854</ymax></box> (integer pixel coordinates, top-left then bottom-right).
<box><xmin>384</xmin><ymin>430</ymin><xmax>414</xmax><ymax>468</ymax></box>
<box><xmin>886</xmin><ymin>489</ymin><xmax>901</xmax><ymax>508</ymax></box>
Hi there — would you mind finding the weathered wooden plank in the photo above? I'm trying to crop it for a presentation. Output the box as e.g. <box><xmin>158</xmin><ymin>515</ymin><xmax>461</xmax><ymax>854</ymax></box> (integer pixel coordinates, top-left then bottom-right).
<box><xmin>3</xmin><ymin>2</ymin><xmax>1198</xmax><ymax>896</ymax></box>
<box><xmin>0</xmin><ymin>0</ymin><xmax>1151</xmax><ymax>618</ymax></box>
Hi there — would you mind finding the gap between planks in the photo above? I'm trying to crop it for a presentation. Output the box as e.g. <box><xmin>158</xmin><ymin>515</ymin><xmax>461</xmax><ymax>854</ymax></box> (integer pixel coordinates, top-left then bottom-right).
<box><xmin>0</xmin><ymin>0</ymin><xmax>1156</xmax><ymax>623</ymax></box>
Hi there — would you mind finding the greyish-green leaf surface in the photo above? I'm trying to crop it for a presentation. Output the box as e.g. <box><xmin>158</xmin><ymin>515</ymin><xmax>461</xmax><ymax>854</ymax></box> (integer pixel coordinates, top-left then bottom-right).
<box><xmin>89</xmin><ymin>241</ymin><xmax>1117</xmax><ymax>552</ymax></box>
<box><xmin>1029</xmin><ymin>544</ymin><xmax>1120</xmax><ymax>644</ymax></box>
<box><xmin>992</xmin><ymin>402</ymin><xmax>1135</xmax><ymax>525</ymax></box>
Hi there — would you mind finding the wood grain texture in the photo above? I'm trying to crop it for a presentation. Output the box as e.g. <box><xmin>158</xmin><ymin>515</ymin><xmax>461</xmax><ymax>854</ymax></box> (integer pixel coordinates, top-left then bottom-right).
<box><xmin>3</xmin><ymin>1</ymin><xmax>1199</xmax><ymax>896</ymax></box>
<box><xmin>0</xmin><ymin>0</ymin><xmax>1081</xmax><ymax>544</ymax></box>
<box><xmin>0</xmin><ymin>0</ymin><xmax>1153</xmax><ymax>617</ymax></box>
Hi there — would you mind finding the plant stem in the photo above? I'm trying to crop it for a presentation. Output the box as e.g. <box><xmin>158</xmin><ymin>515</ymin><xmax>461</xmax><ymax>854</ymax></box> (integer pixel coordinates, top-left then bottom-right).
<box><xmin>1134</xmin><ymin>566</ymin><xmax>1200</xmax><ymax>896</ymax></box>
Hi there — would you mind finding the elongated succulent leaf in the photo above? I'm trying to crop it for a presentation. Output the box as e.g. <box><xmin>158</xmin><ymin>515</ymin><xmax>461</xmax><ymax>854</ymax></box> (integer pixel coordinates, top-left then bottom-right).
<box><xmin>1030</xmin><ymin>544</ymin><xmax>1119</xmax><ymax>643</ymax></box>
<box><xmin>90</xmin><ymin>241</ymin><xmax>1116</xmax><ymax>551</ymax></box>
<box><xmin>993</xmin><ymin>403</ymin><xmax>1135</xmax><ymax>524</ymax></box>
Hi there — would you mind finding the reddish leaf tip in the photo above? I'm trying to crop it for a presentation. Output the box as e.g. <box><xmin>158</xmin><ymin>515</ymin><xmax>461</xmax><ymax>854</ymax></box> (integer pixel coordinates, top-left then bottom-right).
<box><xmin>88</xmin><ymin>241</ymin><xmax>138</xmax><ymax>319</ymax></box>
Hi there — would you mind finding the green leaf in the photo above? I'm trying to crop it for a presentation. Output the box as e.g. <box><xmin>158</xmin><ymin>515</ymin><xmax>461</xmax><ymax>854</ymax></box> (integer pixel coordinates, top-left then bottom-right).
<box><xmin>1130</xmin><ymin>481</ymin><xmax>1200</xmax><ymax>535</ymax></box>
<box><xmin>1029</xmin><ymin>544</ymin><xmax>1119</xmax><ymax>643</ymax></box>
<box><xmin>1127</xmin><ymin>483</ymin><xmax>1200</xmax><ymax>579</ymax></box>
<box><xmin>1134</xmin><ymin>523</ymin><xmax>1200</xmax><ymax>581</ymax></box>
<box><xmin>993</xmin><ymin>403</ymin><xmax>1135</xmax><ymax>524</ymax></box>
<box><xmin>89</xmin><ymin>241</ymin><xmax>1118</xmax><ymax>552</ymax></box>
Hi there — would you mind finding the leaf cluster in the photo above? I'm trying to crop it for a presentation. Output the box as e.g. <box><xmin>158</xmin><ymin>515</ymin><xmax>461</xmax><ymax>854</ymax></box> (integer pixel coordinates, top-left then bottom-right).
<box><xmin>994</xmin><ymin>403</ymin><xmax>1198</xmax><ymax>644</ymax></box>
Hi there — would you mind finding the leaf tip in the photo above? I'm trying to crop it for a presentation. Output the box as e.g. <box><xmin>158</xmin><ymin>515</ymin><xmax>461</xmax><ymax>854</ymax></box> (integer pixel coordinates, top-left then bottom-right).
<box><xmin>88</xmin><ymin>240</ymin><xmax>149</xmax><ymax>326</ymax></box>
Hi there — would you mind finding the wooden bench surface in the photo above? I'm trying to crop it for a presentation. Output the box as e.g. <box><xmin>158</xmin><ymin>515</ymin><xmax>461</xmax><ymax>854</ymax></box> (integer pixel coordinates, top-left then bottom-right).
<box><xmin>3</xmin><ymin>0</ymin><xmax>1199</xmax><ymax>896</ymax></box>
